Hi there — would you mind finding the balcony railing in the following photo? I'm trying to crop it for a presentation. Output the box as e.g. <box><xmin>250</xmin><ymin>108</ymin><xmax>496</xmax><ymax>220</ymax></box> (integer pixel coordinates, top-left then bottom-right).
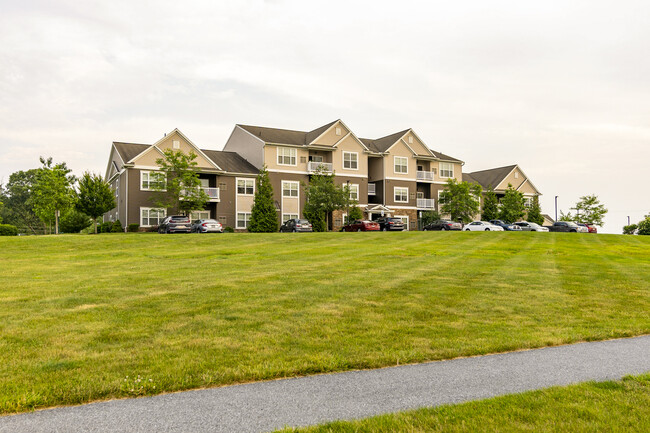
<box><xmin>416</xmin><ymin>171</ymin><xmax>435</xmax><ymax>181</ymax></box>
<box><xmin>308</xmin><ymin>161</ymin><xmax>333</xmax><ymax>173</ymax></box>
<box><xmin>368</xmin><ymin>183</ymin><xmax>376</xmax><ymax>196</ymax></box>
<box><xmin>417</xmin><ymin>198</ymin><xmax>435</xmax><ymax>209</ymax></box>
<box><xmin>181</xmin><ymin>187</ymin><xmax>220</xmax><ymax>201</ymax></box>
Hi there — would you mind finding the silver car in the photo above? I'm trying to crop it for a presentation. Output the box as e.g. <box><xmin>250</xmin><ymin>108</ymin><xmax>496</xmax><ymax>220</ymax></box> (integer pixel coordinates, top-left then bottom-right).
<box><xmin>191</xmin><ymin>219</ymin><xmax>224</xmax><ymax>233</ymax></box>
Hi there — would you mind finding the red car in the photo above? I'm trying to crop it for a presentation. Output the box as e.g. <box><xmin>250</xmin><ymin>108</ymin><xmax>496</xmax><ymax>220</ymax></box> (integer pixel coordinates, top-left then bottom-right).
<box><xmin>342</xmin><ymin>220</ymin><xmax>380</xmax><ymax>232</ymax></box>
<box><xmin>579</xmin><ymin>223</ymin><xmax>598</xmax><ymax>233</ymax></box>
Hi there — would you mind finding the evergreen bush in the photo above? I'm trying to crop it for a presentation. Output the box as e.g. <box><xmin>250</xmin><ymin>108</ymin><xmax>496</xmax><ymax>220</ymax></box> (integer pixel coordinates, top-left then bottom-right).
<box><xmin>111</xmin><ymin>219</ymin><xmax>123</xmax><ymax>233</ymax></box>
<box><xmin>127</xmin><ymin>223</ymin><xmax>140</xmax><ymax>232</ymax></box>
<box><xmin>0</xmin><ymin>224</ymin><xmax>18</xmax><ymax>236</ymax></box>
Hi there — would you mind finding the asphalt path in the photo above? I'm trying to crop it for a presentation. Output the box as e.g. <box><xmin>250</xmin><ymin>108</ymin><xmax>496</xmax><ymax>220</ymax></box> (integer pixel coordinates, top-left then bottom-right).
<box><xmin>2</xmin><ymin>335</ymin><xmax>649</xmax><ymax>433</ymax></box>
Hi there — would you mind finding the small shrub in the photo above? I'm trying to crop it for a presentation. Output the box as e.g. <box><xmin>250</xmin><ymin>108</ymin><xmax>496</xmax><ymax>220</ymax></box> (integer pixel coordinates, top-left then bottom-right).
<box><xmin>623</xmin><ymin>224</ymin><xmax>638</xmax><ymax>235</ymax></box>
<box><xmin>127</xmin><ymin>223</ymin><xmax>140</xmax><ymax>233</ymax></box>
<box><xmin>224</xmin><ymin>226</ymin><xmax>234</xmax><ymax>233</ymax></box>
<box><xmin>59</xmin><ymin>210</ymin><xmax>92</xmax><ymax>234</ymax></box>
<box><xmin>99</xmin><ymin>222</ymin><xmax>112</xmax><ymax>233</ymax></box>
<box><xmin>111</xmin><ymin>220</ymin><xmax>123</xmax><ymax>233</ymax></box>
<box><xmin>0</xmin><ymin>224</ymin><xmax>18</xmax><ymax>236</ymax></box>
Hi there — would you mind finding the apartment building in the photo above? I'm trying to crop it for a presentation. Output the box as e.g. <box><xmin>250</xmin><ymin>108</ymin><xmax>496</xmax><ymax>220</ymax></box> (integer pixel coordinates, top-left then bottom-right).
<box><xmin>103</xmin><ymin>121</ymin><xmax>541</xmax><ymax>231</ymax></box>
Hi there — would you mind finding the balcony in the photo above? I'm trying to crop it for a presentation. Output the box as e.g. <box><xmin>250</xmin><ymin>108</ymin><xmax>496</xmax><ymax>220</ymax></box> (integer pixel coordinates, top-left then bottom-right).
<box><xmin>181</xmin><ymin>187</ymin><xmax>220</xmax><ymax>202</ymax></box>
<box><xmin>308</xmin><ymin>161</ymin><xmax>333</xmax><ymax>173</ymax></box>
<box><xmin>417</xmin><ymin>198</ymin><xmax>435</xmax><ymax>209</ymax></box>
<box><xmin>416</xmin><ymin>171</ymin><xmax>435</xmax><ymax>182</ymax></box>
<box><xmin>368</xmin><ymin>183</ymin><xmax>376</xmax><ymax>196</ymax></box>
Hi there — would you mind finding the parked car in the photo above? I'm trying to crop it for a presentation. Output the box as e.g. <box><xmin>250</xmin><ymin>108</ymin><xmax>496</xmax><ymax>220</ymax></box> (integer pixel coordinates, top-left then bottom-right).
<box><xmin>513</xmin><ymin>221</ymin><xmax>550</xmax><ymax>232</ymax></box>
<box><xmin>191</xmin><ymin>219</ymin><xmax>224</xmax><ymax>233</ymax></box>
<box><xmin>578</xmin><ymin>223</ymin><xmax>597</xmax><ymax>233</ymax></box>
<box><xmin>279</xmin><ymin>218</ymin><xmax>313</xmax><ymax>232</ymax></box>
<box><xmin>463</xmin><ymin>221</ymin><xmax>504</xmax><ymax>231</ymax></box>
<box><xmin>422</xmin><ymin>220</ymin><xmax>463</xmax><ymax>231</ymax></box>
<box><xmin>342</xmin><ymin>220</ymin><xmax>380</xmax><ymax>232</ymax></box>
<box><xmin>489</xmin><ymin>220</ymin><xmax>522</xmax><ymax>231</ymax></box>
<box><xmin>375</xmin><ymin>217</ymin><xmax>405</xmax><ymax>231</ymax></box>
<box><xmin>158</xmin><ymin>215</ymin><xmax>192</xmax><ymax>234</ymax></box>
<box><xmin>546</xmin><ymin>221</ymin><xmax>583</xmax><ymax>233</ymax></box>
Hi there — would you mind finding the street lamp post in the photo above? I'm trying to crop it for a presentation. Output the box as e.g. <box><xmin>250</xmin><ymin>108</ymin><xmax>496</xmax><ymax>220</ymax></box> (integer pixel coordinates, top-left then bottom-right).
<box><xmin>346</xmin><ymin>180</ymin><xmax>350</xmax><ymax>226</ymax></box>
<box><xmin>628</xmin><ymin>216</ymin><xmax>631</xmax><ymax>225</ymax></box>
<box><xmin>554</xmin><ymin>196</ymin><xmax>558</xmax><ymax>222</ymax></box>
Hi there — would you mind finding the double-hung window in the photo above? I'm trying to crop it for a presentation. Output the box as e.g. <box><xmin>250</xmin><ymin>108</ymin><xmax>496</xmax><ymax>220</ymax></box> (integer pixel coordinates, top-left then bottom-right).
<box><xmin>394</xmin><ymin>156</ymin><xmax>408</xmax><ymax>174</ymax></box>
<box><xmin>277</xmin><ymin>147</ymin><xmax>297</xmax><ymax>165</ymax></box>
<box><xmin>140</xmin><ymin>208</ymin><xmax>166</xmax><ymax>227</ymax></box>
<box><xmin>282</xmin><ymin>213</ymin><xmax>299</xmax><ymax>223</ymax></box>
<box><xmin>141</xmin><ymin>171</ymin><xmax>166</xmax><ymax>190</ymax></box>
<box><xmin>440</xmin><ymin>162</ymin><xmax>453</xmax><ymax>178</ymax></box>
<box><xmin>282</xmin><ymin>181</ymin><xmax>299</xmax><ymax>197</ymax></box>
<box><xmin>343</xmin><ymin>152</ymin><xmax>358</xmax><ymax>170</ymax></box>
<box><xmin>348</xmin><ymin>184</ymin><xmax>359</xmax><ymax>201</ymax></box>
<box><xmin>394</xmin><ymin>187</ymin><xmax>408</xmax><ymax>203</ymax></box>
<box><xmin>237</xmin><ymin>212</ymin><xmax>252</xmax><ymax>229</ymax></box>
<box><xmin>237</xmin><ymin>179</ymin><xmax>254</xmax><ymax>195</ymax></box>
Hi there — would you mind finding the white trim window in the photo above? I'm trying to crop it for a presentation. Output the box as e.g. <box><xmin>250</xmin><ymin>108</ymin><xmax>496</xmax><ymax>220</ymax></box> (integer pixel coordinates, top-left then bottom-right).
<box><xmin>237</xmin><ymin>178</ymin><xmax>254</xmax><ymax>195</ymax></box>
<box><xmin>191</xmin><ymin>210</ymin><xmax>210</xmax><ymax>221</ymax></box>
<box><xmin>237</xmin><ymin>212</ymin><xmax>252</xmax><ymax>229</ymax></box>
<box><xmin>140</xmin><ymin>171</ymin><xmax>166</xmax><ymax>191</ymax></box>
<box><xmin>524</xmin><ymin>197</ymin><xmax>532</xmax><ymax>208</ymax></box>
<box><xmin>282</xmin><ymin>181</ymin><xmax>299</xmax><ymax>197</ymax></box>
<box><xmin>282</xmin><ymin>213</ymin><xmax>299</xmax><ymax>223</ymax></box>
<box><xmin>348</xmin><ymin>184</ymin><xmax>359</xmax><ymax>201</ymax></box>
<box><xmin>439</xmin><ymin>162</ymin><xmax>454</xmax><ymax>178</ymax></box>
<box><xmin>394</xmin><ymin>156</ymin><xmax>408</xmax><ymax>174</ymax></box>
<box><xmin>394</xmin><ymin>187</ymin><xmax>409</xmax><ymax>203</ymax></box>
<box><xmin>277</xmin><ymin>147</ymin><xmax>297</xmax><ymax>166</ymax></box>
<box><xmin>395</xmin><ymin>215</ymin><xmax>409</xmax><ymax>231</ymax></box>
<box><xmin>140</xmin><ymin>207</ymin><xmax>166</xmax><ymax>227</ymax></box>
<box><xmin>343</xmin><ymin>152</ymin><xmax>358</xmax><ymax>170</ymax></box>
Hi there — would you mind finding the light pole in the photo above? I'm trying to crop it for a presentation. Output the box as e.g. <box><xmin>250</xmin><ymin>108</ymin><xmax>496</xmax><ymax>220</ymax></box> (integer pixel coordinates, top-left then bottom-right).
<box><xmin>628</xmin><ymin>216</ymin><xmax>631</xmax><ymax>225</ymax></box>
<box><xmin>554</xmin><ymin>196</ymin><xmax>558</xmax><ymax>222</ymax></box>
<box><xmin>346</xmin><ymin>180</ymin><xmax>350</xmax><ymax>226</ymax></box>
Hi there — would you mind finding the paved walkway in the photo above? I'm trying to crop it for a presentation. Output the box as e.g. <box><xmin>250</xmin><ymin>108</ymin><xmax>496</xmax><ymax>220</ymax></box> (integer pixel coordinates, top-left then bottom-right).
<box><xmin>1</xmin><ymin>335</ymin><xmax>649</xmax><ymax>433</ymax></box>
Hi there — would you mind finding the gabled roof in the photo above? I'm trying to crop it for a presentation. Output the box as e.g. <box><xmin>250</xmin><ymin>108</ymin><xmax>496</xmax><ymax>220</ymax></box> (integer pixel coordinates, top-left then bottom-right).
<box><xmin>113</xmin><ymin>142</ymin><xmax>150</xmax><ymax>163</ymax></box>
<box><xmin>236</xmin><ymin>124</ymin><xmax>307</xmax><ymax>145</ymax></box>
<box><xmin>432</xmin><ymin>151</ymin><xmax>463</xmax><ymax>163</ymax></box>
<box><xmin>305</xmin><ymin>120</ymin><xmax>339</xmax><ymax>144</ymax></box>
<box><xmin>464</xmin><ymin>165</ymin><xmax>518</xmax><ymax>190</ymax></box>
<box><xmin>359</xmin><ymin>130</ymin><xmax>410</xmax><ymax>153</ymax></box>
<box><xmin>201</xmin><ymin>150</ymin><xmax>259</xmax><ymax>174</ymax></box>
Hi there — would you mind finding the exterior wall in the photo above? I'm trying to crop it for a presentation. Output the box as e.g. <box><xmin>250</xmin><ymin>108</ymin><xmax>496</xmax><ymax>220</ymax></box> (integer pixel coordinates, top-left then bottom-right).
<box><xmin>384</xmin><ymin>141</ymin><xmax>416</xmax><ymax>179</ymax></box>
<box><xmin>311</xmin><ymin>121</ymin><xmax>350</xmax><ymax>146</ymax></box>
<box><xmin>153</xmin><ymin>132</ymin><xmax>215</xmax><ymax>169</ymax></box>
<box><xmin>368</xmin><ymin>156</ymin><xmax>383</xmax><ymax>182</ymax></box>
<box><xmin>384</xmin><ymin>178</ymin><xmax>417</xmax><ymax>208</ymax></box>
<box><xmin>268</xmin><ymin>172</ymin><xmax>309</xmax><ymax>223</ymax></box>
<box><xmin>334</xmin><ymin>176</ymin><xmax>368</xmax><ymax>206</ymax></box>
<box><xmin>393</xmin><ymin>208</ymin><xmax>418</xmax><ymax>231</ymax></box>
<box><xmin>431</xmin><ymin>184</ymin><xmax>446</xmax><ymax>212</ymax></box>
<box><xmin>518</xmin><ymin>180</ymin><xmax>538</xmax><ymax>195</ymax></box>
<box><xmin>331</xmin><ymin>135</ymin><xmax>368</xmax><ymax>177</ymax></box>
<box><xmin>215</xmin><ymin>175</ymin><xmax>237</xmax><ymax>228</ymax></box>
<box><xmin>104</xmin><ymin>170</ymin><xmax>128</xmax><ymax>226</ymax></box>
<box><xmin>223</xmin><ymin>126</ymin><xmax>265</xmax><ymax>169</ymax></box>
<box><xmin>436</xmin><ymin>161</ymin><xmax>463</xmax><ymax>183</ymax></box>
<box><xmin>402</xmin><ymin>131</ymin><xmax>431</xmax><ymax>157</ymax></box>
<box><xmin>264</xmin><ymin>144</ymin><xmax>311</xmax><ymax>173</ymax></box>
<box><xmin>496</xmin><ymin>167</ymin><xmax>521</xmax><ymax>190</ymax></box>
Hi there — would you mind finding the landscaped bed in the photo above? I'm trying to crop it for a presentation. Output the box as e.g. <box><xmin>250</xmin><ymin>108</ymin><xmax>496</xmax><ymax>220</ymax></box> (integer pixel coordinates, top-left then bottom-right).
<box><xmin>277</xmin><ymin>374</ymin><xmax>650</xmax><ymax>432</ymax></box>
<box><xmin>1</xmin><ymin>232</ymin><xmax>649</xmax><ymax>414</ymax></box>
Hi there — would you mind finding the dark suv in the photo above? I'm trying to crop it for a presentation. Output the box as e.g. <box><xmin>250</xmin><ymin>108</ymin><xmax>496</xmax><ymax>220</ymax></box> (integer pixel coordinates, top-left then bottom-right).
<box><xmin>375</xmin><ymin>217</ymin><xmax>405</xmax><ymax>231</ymax></box>
<box><xmin>158</xmin><ymin>215</ymin><xmax>192</xmax><ymax>234</ymax></box>
<box><xmin>279</xmin><ymin>219</ymin><xmax>313</xmax><ymax>232</ymax></box>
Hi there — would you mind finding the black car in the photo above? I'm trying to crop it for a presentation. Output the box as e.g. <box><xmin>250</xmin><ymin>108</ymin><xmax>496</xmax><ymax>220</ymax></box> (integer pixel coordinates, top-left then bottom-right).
<box><xmin>279</xmin><ymin>218</ymin><xmax>313</xmax><ymax>232</ymax></box>
<box><xmin>375</xmin><ymin>217</ymin><xmax>405</xmax><ymax>231</ymax></box>
<box><xmin>422</xmin><ymin>220</ymin><xmax>462</xmax><ymax>231</ymax></box>
<box><xmin>158</xmin><ymin>215</ymin><xmax>192</xmax><ymax>234</ymax></box>
<box><xmin>489</xmin><ymin>220</ymin><xmax>522</xmax><ymax>231</ymax></box>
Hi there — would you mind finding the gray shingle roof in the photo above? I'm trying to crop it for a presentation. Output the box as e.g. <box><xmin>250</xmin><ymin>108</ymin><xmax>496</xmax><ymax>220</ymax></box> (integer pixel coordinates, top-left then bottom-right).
<box><xmin>237</xmin><ymin>120</ymin><xmax>339</xmax><ymax>146</ymax></box>
<box><xmin>113</xmin><ymin>142</ymin><xmax>150</xmax><ymax>163</ymax></box>
<box><xmin>359</xmin><ymin>130</ymin><xmax>410</xmax><ymax>153</ymax></box>
<box><xmin>464</xmin><ymin>165</ymin><xmax>517</xmax><ymax>190</ymax></box>
<box><xmin>201</xmin><ymin>150</ymin><xmax>259</xmax><ymax>174</ymax></box>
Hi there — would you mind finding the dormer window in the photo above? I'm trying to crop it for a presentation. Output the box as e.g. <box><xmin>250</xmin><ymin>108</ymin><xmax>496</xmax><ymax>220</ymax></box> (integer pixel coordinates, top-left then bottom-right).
<box><xmin>408</xmin><ymin>136</ymin><xmax>413</xmax><ymax>144</ymax></box>
<box><xmin>173</xmin><ymin>140</ymin><xmax>180</xmax><ymax>149</ymax></box>
<box><xmin>335</xmin><ymin>127</ymin><xmax>342</xmax><ymax>136</ymax></box>
<box><xmin>515</xmin><ymin>171</ymin><xmax>519</xmax><ymax>179</ymax></box>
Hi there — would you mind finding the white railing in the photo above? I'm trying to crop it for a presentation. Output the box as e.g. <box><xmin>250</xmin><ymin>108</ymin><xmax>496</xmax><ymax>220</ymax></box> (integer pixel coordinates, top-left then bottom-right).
<box><xmin>368</xmin><ymin>183</ymin><xmax>376</xmax><ymax>196</ymax></box>
<box><xmin>416</xmin><ymin>171</ymin><xmax>435</xmax><ymax>181</ymax></box>
<box><xmin>308</xmin><ymin>161</ymin><xmax>333</xmax><ymax>173</ymax></box>
<box><xmin>181</xmin><ymin>187</ymin><xmax>220</xmax><ymax>201</ymax></box>
<box><xmin>417</xmin><ymin>198</ymin><xmax>435</xmax><ymax>209</ymax></box>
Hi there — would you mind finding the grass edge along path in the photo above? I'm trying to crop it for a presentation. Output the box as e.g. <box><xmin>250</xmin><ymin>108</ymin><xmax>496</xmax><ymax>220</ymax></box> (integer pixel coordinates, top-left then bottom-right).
<box><xmin>277</xmin><ymin>374</ymin><xmax>650</xmax><ymax>433</ymax></box>
<box><xmin>1</xmin><ymin>232</ymin><xmax>649</xmax><ymax>414</ymax></box>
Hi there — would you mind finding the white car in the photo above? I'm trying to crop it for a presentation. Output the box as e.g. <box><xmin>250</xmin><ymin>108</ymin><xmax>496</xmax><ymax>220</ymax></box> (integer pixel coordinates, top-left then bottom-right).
<box><xmin>514</xmin><ymin>222</ymin><xmax>549</xmax><ymax>232</ymax></box>
<box><xmin>463</xmin><ymin>221</ymin><xmax>504</xmax><ymax>231</ymax></box>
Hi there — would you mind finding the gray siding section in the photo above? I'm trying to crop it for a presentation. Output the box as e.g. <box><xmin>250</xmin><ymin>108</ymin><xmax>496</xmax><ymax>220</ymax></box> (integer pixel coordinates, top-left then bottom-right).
<box><xmin>223</xmin><ymin>126</ymin><xmax>264</xmax><ymax>169</ymax></box>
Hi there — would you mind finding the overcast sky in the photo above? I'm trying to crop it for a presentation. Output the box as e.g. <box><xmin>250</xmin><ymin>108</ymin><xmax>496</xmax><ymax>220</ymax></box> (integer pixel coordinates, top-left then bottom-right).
<box><xmin>1</xmin><ymin>0</ymin><xmax>649</xmax><ymax>232</ymax></box>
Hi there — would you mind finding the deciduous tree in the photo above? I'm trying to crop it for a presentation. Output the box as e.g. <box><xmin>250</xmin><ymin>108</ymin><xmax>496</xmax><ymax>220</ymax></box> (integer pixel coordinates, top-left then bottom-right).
<box><xmin>526</xmin><ymin>195</ymin><xmax>544</xmax><ymax>225</ymax></box>
<box><xmin>572</xmin><ymin>194</ymin><xmax>608</xmax><ymax>226</ymax></box>
<box><xmin>153</xmin><ymin>149</ymin><xmax>208</xmax><ymax>216</ymax></box>
<box><xmin>438</xmin><ymin>178</ymin><xmax>482</xmax><ymax>224</ymax></box>
<box><xmin>76</xmin><ymin>172</ymin><xmax>116</xmax><ymax>234</ymax></box>
<box><xmin>249</xmin><ymin>166</ymin><xmax>278</xmax><ymax>232</ymax></box>
<box><xmin>0</xmin><ymin>170</ymin><xmax>42</xmax><ymax>234</ymax></box>
<box><xmin>32</xmin><ymin>157</ymin><xmax>76</xmax><ymax>235</ymax></box>
<box><xmin>480</xmin><ymin>187</ymin><xmax>499</xmax><ymax>221</ymax></box>
<box><xmin>303</xmin><ymin>168</ymin><xmax>348</xmax><ymax>231</ymax></box>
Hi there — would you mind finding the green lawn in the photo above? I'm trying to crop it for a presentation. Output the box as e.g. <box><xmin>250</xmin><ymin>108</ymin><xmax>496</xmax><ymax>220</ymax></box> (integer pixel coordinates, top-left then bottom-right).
<box><xmin>0</xmin><ymin>232</ymin><xmax>649</xmax><ymax>414</ymax></box>
<box><xmin>277</xmin><ymin>374</ymin><xmax>650</xmax><ymax>432</ymax></box>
